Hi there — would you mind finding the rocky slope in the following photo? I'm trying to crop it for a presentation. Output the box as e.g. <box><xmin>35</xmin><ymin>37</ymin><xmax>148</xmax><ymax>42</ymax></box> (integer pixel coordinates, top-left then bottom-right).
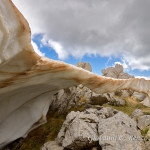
<box><xmin>42</xmin><ymin>107</ymin><xmax>146</xmax><ymax>150</ymax></box>
<box><xmin>50</xmin><ymin>63</ymin><xmax>146</xmax><ymax>114</ymax></box>
<box><xmin>1</xmin><ymin>0</ymin><xmax>150</xmax><ymax>148</ymax></box>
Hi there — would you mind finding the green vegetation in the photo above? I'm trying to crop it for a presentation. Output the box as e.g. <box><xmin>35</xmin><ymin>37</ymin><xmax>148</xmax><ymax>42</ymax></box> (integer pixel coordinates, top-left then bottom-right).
<box><xmin>143</xmin><ymin>112</ymin><xmax>150</xmax><ymax>115</ymax></box>
<box><xmin>141</xmin><ymin>128</ymin><xmax>149</xmax><ymax>137</ymax></box>
<box><xmin>5</xmin><ymin>95</ymin><xmax>150</xmax><ymax>150</ymax></box>
<box><xmin>103</xmin><ymin>96</ymin><xmax>148</xmax><ymax>116</ymax></box>
<box><xmin>17</xmin><ymin>111</ymin><xmax>66</xmax><ymax>150</ymax></box>
<box><xmin>13</xmin><ymin>105</ymin><xmax>85</xmax><ymax>150</ymax></box>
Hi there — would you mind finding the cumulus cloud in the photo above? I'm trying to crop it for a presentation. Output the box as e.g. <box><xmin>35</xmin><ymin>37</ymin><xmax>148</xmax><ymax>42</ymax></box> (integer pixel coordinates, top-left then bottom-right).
<box><xmin>31</xmin><ymin>41</ymin><xmax>45</xmax><ymax>56</ymax></box>
<box><xmin>12</xmin><ymin>0</ymin><xmax>150</xmax><ymax>70</ymax></box>
<box><xmin>114</xmin><ymin>61</ymin><xmax>129</xmax><ymax>70</ymax></box>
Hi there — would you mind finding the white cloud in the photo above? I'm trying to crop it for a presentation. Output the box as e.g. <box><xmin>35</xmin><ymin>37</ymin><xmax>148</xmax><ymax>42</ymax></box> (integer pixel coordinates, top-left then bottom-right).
<box><xmin>41</xmin><ymin>37</ymin><xmax>68</xmax><ymax>59</ymax></box>
<box><xmin>114</xmin><ymin>61</ymin><xmax>129</xmax><ymax>70</ymax></box>
<box><xmin>12</xmin><ymin>0</ymin><xmax>150</xmax><ymax>71</ymax></box>
<box><xmin>31</xmin><ymin>41</ymin><xmax>45</xmax><ymax>57</ymax></box>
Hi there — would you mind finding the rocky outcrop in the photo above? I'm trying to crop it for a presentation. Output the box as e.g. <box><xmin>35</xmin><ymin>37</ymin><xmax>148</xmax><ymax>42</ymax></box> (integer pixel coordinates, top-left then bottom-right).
<box><xmin>1</xmin><ymin>0</ymin><xmax>150</xmax><ymax>148</ymax></box>
<box><xmin>133</xmin><ymin>92</ymin><xmax>146</xmax><ymax>101</ymax></box>
<box><xmin>137</xmin><ymin>115</ymin><xmax>150</xmax><ymax>130</ymax></box>
<box><xmin>76</xmin><ymin>61</ymin><xmax>92</xmax><ymax>72</ymax></box>
<box><xmin>131</xmin><ymin>109</ymin><xmax>144</xmax><ymax>119</ymax></box>
<box><xmin>41</xmin><ymin>141</ymin><xmax>63</xmax><ymax>150</ymax></box>
<box><xmin>57</xmin><ymin>107</ymin><xmax>144</xmax><ymax>150</ymax></box>
<box><xmin>102</xmin><ymin>64</ymin><xmax>134</xmax><ymax>79</ymax></box>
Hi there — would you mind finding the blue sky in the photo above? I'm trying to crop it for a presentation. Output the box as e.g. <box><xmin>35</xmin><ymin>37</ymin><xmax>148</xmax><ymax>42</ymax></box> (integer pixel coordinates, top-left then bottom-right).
<box><xmin>32</xmin><ymin>34</ymin><xmax>150</xmax><ymax>78</ymax></box>
<box><xmin>13</xmin><ymin>0</ymin><xmax>150</xmax><ymax>79</ymax></box>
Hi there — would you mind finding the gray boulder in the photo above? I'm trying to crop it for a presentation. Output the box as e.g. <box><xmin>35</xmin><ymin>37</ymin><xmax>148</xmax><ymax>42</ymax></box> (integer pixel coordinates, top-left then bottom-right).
<box><xmin>106</xmin><ymin>93</ymin><xmax>126</xmax><ymax>106</ymax></box>
<box><xmin>57</xmin><ymin>110</ymin><xmax>99</xmax><ymax>149</ymax></box>
<box><xmin>57</xmin><ymin>107</ymin><xmax>144</xmax><ymax>150</ymax></box>
<box><xmin>98</xmin><ymin>112</ymin><xmax>143</xmax><ymax>150</ymax></box>
<box><xmin>131</xmin><ymin>109</ymin><xmax>144</xmax><ymax>119</ymax></box>
<box><xmin>41</xmin><ymin>141</ymin><xmax>64</xmax><ymax>150</ymax></box>
<box><xmin>140</xmin><ymin>96</ymin><xmax>150</xmax><ymax>107</ymax></box>
<box><xmin>133</xmin><ymin>92</ymin><xmax>146</xmax><ymax>101</ymax></box>
<box><xmin>137</xmin><ymin>115</ymin><xmax>150</xmax><ymax>130</ymax></box>
<box><xmin>76</xmin><ymin>61</ymin><xmax>92</xmax><ymax>72</ymax></box>
<box><xmin>102</xmin><ymin>64</ymin><xmax>134</xmax><ymax>100</ymax></box>
<box><xmin>102</xmin><ymin>64</ymin><xmax>134</xmax><ymax>79</ymax></box>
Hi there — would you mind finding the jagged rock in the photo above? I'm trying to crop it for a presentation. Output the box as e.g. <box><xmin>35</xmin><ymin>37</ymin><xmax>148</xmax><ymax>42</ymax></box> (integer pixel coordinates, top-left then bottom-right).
<box><xmin>131</xmin><ymin>109</ymin><xmax>144</xmax><ymax>119</ymax></box>
<box><xmin>102</xmin><ymin>64</ymin><xmax>134</xmax><ymax>79</ymax></box>
<box><xmin>106</xmin><ymin>93</ymin><xmax>126</xmax><ymax>106</ymax></box>
<box><xmin>141</xmin><ymin>96</ymin><xmax>150</xmax><ymax>107</ymax></box>
<box><xmin>133</xmin><ymin>92</ymin><xmax>146</xmax><ymax>101</ymax></box>
<box><xmin>102</xmin><ymin>64</ymin><xmax>134</xmax><ymax>100</ymax></box>
<box><xmin>76</xmin><ymin>62</ymin><xmax>92</xmax><ymax>72</ymax></box>
<box><xmin>41</xmin><ymin>141</ymin><xmax>64</xmax><ymax>150</ymax></box>
<box><xmin>98</xmin><ymin>112</ymin><xmax>143</xmax><ymax>150</ymax></box>
<box><xmin>57</xmin><ymin>110</ymin><xmax>99</xmax><ymax>149</ymax></box>
<box><xmin>137</xmin><ymin>115</ymin><xmax>150</xmax><ymax>130</ymax></box>
<box><xmin>1</xmin><ymin>0</ymin><xmax>150</xmax><ymax>148</ymax></box>
<box><xmin>57</xmin><ymin>107</ymin><xmax>144</xmax><ymax>150</ymax></box>
<box><xmin>115</xmin><ymin>90</ymin><xmax>133</xmax><ymax>98</ymax></box>
<box><xmin>90</xmin><ymin>93</ymin><xmax>109</xmax><ymax>105</ymax></box>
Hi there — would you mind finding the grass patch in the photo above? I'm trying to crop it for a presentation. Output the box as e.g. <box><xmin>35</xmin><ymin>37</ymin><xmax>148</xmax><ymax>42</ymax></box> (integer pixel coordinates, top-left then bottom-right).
<box><xmin>17</xmin><ymin>111</ymin><xmax>66</xmax><ymax>150</ymax></box>
<box><xmin>143</xmin><ymin>112</ymin><xmax>150</xmax><ymax>115</ymax></box>
<box><xmin>11</xmin><ymin>105</ymin><xmax>86</xmax><ymax>150</ymax></box>
<box><xmin>103</xmin><ymin>97</ymin><xmax>147</xmax><ymax>116</ymax></box>
<box><xmin>141</xmin><ymin>128</ymin><xmax>149</xmax><ymax>137</ymax></box>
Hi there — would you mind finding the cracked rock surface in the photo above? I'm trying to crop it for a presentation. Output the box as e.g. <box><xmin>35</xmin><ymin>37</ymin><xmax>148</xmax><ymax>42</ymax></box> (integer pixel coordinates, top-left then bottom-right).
<box><xmin>57</xmin><ymin>107</ymin><xmax>144</xmax><ymax>150</ymax></box>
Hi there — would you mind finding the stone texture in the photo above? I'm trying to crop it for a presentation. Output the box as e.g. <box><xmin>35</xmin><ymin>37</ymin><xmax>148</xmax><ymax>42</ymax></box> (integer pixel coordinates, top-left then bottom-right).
<box><xmin>1</xmin><ymin>0</ymin><xmax>150</xmax><ymax>148</ymax></box>
<box><xmin>141</xmin><ymin>96</ymin><xmax>150</xmax><ymax>107</ymax></box>
<box><xmin>57</xmin><ymin>107</ymin><xmax>144</xmax><ymax>150</ymax></box>
<box><xmin>106</xmin><ymin>93</ymin><xmax>126</xmax><ymax>106</ymax></box>
<box><xmin>131</xmin><ymin>109</ymin><xmax>144</xmax><ymax>119</ymax></box>
<box><xmin>137</xmin><ymin>115</ymin><xmax>150</xmax><ymax>130</ymax></box>
<box><xmin>133</xmin><ymin>92</ymin><xmax>146</xmax><ymax>101</ymax></box>
<box><xmin>76</xmin><ymin>61</ymin><xmax>92</xmax><ymax>72</ymax></box>
<box><xmin>41</xmin><ymin>141</ymin><xmax>64</xmax><ymax>150</ymax></box>
<box><xmin>57</xmin><ymin>110</ymin><xmax>99</xmax><ymax>149</ymax></box>
<box><xmin>102</xmin><ymin>64</ymin><xmax>134</xmax><ymax>79</ymax></box>
<box><xmin>98</xmin><ymin>112</ymin><xmax>143</xmax><ymax>150</ymax></box>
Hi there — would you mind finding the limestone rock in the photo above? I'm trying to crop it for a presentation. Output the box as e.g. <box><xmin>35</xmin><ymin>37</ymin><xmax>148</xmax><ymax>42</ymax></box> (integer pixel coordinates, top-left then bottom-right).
<box><xmin>57</xmin><ymin>107</ymin><xmax>144</xmax><ymax>150</ymax></box>
<box><xmin>102</xmin><ymin>64</ymin><xmax>134</xmax><ymax>79</ymax></box>
<box><xmin>137</xmin><ymin>115</ymin><xmax>150</xmax><ymax>130</ymax></box>
<box><xmin>98</xmin><ymin>112</ymin><xmax>143</xmax><ymax>150</ymax></box>
<box><xmin>141</xmin><ymin>96</ymin><xmax>150</xmax><ymax>107</ymax></box>
<box><xmin>131</xmin><ymin>109</ymin><xmax>144</xmax><ymax>119</ymax></box>
<box><xmin>1</xmin><ymin>0</ymin><xmax>150</xmax><ymax>148</ymax></box>
<box><xmin>41</xmin><ymin>141</ymin><xmax>64</xmax><ymax>150</ymax></box>
<box><xmin>102</xmin><ymin>64</ymin><xmax>134</xmax><ymax>100</ymax></box>
<box><xmin>133</xmin><ymin>92</ymin><xmax>146</xmax><ymax>101</ymax></box>
<box><xmin>90</xmin><ymin>93</ymin><xmax>109</xmax><ymax>105</ymax></box>
<box><xmin>76</xmin><ymin>61</ymin><xmax>92</xmax><ymax>72</ymax></box>
<box><xmin>57</xmin><ymin>110</ymin><xmax>99</xmax><ymax>149</ymax></box>
<box><xmin>107</xmin><ymin>94</ymin><xmax>126</xmax><ymax>106</ymax></box>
